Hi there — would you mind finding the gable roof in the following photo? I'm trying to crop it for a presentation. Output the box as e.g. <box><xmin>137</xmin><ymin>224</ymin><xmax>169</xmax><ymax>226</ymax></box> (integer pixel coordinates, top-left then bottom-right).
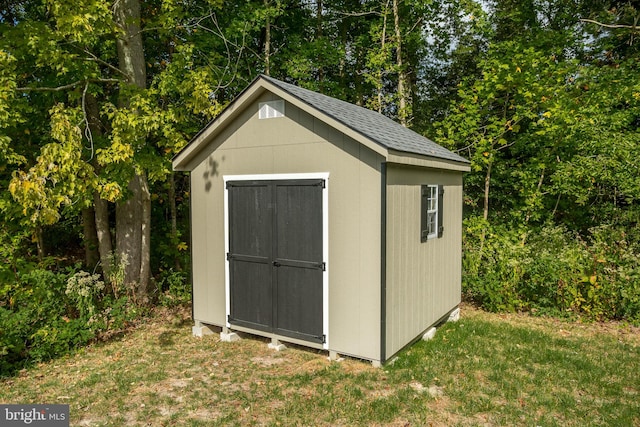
<box><xmin>173</xmin><ymin>75</ymin><xmax>469</xmax><ymax>171</ymax></box>
<box><xmin>260</xmin><ymin>75</ymin><xmax>468</xmax><ymax>164</ymax></box>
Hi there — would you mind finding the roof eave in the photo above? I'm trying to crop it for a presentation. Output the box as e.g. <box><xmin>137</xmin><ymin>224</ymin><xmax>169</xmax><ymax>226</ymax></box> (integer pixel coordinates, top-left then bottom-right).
<box><xmin>387</xmin><ymin>150</ymin><xmax>472</xmax><ymax>172</ymax></box>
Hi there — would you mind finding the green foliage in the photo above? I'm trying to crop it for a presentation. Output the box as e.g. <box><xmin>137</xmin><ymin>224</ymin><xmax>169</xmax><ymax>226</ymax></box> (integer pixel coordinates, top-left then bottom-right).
<box><xmin>156</xmin><ymin>268</ymin><xmax>191</xmax><ymax>307</ymax></box>
<box><xmin>9</xmin><ymin>105</ymin><xmax>95</xmax><ymax>225</ymax></box>
<box><xmin>104</xmin><ymin>251</ymin><xmax>129</xmax><ymax>299</ymax></box>
<box><xmin>0</xmin><ymin>50</ymin><xmax>26</xmax><ymax>166</ymax></box>
<box><xmin>65</xmin><ymin>271</ymin><xmax>105</xmax><ymax>318</ymax></box>
<box><xmin>0</xmin><ymin>222</ymin><xmax>33</xmax><ymax>286</ymax></box>
<box><xmin>89</xmin><ymin>294</ymin><xmax>143</xmax><ymax>332</ymax></box>
<box><xmin>571</xmin><ymin>226</ymin><xmax>640</xmax><ymax>321</ymax></box>
<box><xmin>0</xmin><ymin>261</ymin><xmax>152</xmax><ymax>377</ymax></box>
<box><xmin>431</xmin><ymin>0</ymin><xmax>640</xmax><ymax>324</ymax></box>
<box><xmin>0</xmin><ymin>267</ymin><xmax>79</xmax><ymax>375</ymax></box>
<box><xmin>28</xmin><ymin>317</ymin><xmax>94</xmax><ymax>364</ymax></box>
<box><xmin>0</xmin><ymin>307</ymin><xmax>30</xmax><ymax>374</ymax></box>
<box><xmin>462</xmin><ymin>216</ymin><xmax>640</xmax><ymax>323</ymax></box>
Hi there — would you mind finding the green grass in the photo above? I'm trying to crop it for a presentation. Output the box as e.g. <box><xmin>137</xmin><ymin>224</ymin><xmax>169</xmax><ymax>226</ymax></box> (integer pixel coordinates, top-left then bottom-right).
<box><xmin>1</xmin><ymin>305</ymin><xmax>638</xmax><ymax>426</ymax></box>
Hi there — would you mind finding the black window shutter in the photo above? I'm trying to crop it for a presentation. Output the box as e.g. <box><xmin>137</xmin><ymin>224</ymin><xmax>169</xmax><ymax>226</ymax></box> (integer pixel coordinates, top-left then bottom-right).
<box><xmin>437</xmin><ymin>185</ymin><xmax>444</xmax><ymax>238</ymax></box>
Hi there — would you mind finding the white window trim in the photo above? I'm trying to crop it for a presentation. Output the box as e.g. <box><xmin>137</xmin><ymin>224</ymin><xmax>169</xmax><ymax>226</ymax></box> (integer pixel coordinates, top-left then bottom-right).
<box><xmin>426</xmin><ymin>185</ymin><xmax>438</xmax><ymax>240</ymax></box>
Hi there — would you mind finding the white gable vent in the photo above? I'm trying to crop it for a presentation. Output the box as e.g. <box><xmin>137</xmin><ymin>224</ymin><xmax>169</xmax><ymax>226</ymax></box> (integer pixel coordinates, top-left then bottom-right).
<box><xmin>259</xmin><ymin>100</ymin><xmax>285</xmax><ymax>119</ymax></box>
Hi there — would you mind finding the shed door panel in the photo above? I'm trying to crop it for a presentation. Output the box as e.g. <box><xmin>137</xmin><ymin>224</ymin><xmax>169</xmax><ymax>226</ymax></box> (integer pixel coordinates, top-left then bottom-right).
<box><xmin>274</xmin><ymin>182</ymin><xmax>324</xmax><ymax>343</ymax></box>
<box><xmin>228</xmin><ymin>183</ymin><xmax>273</xmax><ymax>332</ymax></box>
<box><xmin>228</xmin><ymin>179</ymin><xmax>324</xmax><ymax>343</ymax></box>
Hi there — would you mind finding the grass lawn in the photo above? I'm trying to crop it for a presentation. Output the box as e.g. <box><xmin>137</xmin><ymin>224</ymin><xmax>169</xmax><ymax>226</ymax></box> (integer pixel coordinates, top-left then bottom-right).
<box><xmin>1</xmin><ymin>304</ymin><xmax>639</xmax><ymax>426</ymax></box>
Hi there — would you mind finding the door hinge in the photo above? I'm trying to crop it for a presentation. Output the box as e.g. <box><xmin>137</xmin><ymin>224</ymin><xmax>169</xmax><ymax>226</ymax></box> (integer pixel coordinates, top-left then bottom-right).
<box><xmin>226</xmin><ymin>253</ymin><xmax>232</xmax><ymax>261</ymax></box>
<box><xmin>320</xmin><ymin>334</ymin><xmax>326</xmax><ymax>343</ymax></box>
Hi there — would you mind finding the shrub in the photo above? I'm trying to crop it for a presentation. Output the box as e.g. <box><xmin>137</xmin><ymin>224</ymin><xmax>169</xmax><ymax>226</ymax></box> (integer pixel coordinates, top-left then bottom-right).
<box><xmin>0</xmin><ymin>260</ymin><xmax>154</xmax><ymax>377</ymax></box>
<box><xmin>156</xmin><ymin>268</ymin><xmax>191</xmax><ymax>307</ymax></box>
<box><xmin>462</xmin><ymin>216</ymin><xmax>640</xmax><ymax>323</ymax></box>
<box><xmin>462</xmin><ymin>217</ymin><xmax>527</xmax><ymax>312</ymax></box>
<box><xmin>577</xmin><ymin>226</ymin><xmax>640</xmax><ymax>322</ymax></box>
<box><xmin>65</xmin><ymin>271</ymin><xmax>105</xmax><ymax>319</ymax></box>
<box><xmin>0</xmin><ymin>267</ymin><xmax>84</xmax><ymax>376</ymax></box>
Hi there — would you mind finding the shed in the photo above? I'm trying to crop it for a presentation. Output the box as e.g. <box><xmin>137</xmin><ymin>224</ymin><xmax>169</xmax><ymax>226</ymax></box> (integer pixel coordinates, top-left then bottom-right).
<box><xmin>172</xmin><ymin>75</ymin><xmax>471</xmax><ymax>366</ymax></box>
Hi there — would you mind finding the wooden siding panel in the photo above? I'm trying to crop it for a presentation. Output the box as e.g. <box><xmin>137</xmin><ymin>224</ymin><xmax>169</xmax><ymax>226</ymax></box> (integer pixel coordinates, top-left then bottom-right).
<box><xmin>326</xmin><ymin>135</ymin><xmax>382</xmax><ymax>360</ymax></box>
<box><xmin>357</xmin><ymin>146</ymin><xmax>383</xmax><ymax>358</ymax></box>
<box><xmin>191</xmin><ymin>159</ymin><xmax>226</xmax><ymax>326</ymax></box>
<box><xmin>385</xmin><ymin>165</ymin><xmax>463</xmax><ymax>358</ymax></box>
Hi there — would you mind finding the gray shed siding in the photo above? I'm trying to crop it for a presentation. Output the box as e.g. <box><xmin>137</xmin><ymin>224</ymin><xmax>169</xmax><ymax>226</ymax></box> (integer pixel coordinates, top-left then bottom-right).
<box><xmin>189</xmin><ymin>92</ymin><xmax>385</xmax><ymax>361</ymax></box>
<box><xmin>385</xmin><ymin>164</ymin><xmax>463</xmax><ymax>358</ymax></box>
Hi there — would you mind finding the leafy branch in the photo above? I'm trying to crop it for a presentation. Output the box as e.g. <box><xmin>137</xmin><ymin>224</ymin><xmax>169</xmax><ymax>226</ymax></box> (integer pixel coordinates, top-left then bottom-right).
<box><xmin>579</xmin><ymin>18</ymin><xmax>639</xmax><ymax>30</ymax></box>
<box><xmin>16</xmin><ymin>78</ymin><xmax>121</xmax><ymax>92</ymax></box>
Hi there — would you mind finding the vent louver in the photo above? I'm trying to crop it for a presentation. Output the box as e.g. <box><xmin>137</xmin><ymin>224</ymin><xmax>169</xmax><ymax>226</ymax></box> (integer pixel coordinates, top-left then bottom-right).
<box><xmin>259</xmin><ymin>100</ymin><xmax>285</xmax><ymax>119</ymax></box>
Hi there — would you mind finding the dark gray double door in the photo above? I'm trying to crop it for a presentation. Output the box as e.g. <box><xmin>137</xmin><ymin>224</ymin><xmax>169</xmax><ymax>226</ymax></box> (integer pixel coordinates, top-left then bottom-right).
<box><xmin>227</xmin><ymin>179</ymin><xmax>325</xmax><ymax>344</ymax></box>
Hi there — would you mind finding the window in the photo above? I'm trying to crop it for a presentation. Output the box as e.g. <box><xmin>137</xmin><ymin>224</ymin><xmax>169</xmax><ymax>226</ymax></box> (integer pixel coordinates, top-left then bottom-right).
<box><xmin>421</xmin><ymin>185</ymin><xmax>444</xmax><ymax>242</ymax></box>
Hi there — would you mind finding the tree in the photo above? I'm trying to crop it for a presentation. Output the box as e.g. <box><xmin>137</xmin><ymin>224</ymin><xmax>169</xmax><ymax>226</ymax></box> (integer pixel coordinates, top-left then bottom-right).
<box><xmin>435</xmin><ymin>41</ymin><xmax>576</xmax><ymax>223</ymax></box>
<box><xmin>2</xmin><ymin>0</ymin><xmax>223</xmax><ymax>299</ymax></box>
<box><xmin>112</xmin><ymin>0</ymin><xmax>151</xmax><ymax>297</ymax></box>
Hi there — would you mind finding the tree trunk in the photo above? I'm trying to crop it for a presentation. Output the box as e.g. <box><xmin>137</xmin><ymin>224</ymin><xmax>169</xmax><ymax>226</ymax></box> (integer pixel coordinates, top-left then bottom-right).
<box><xmin>82</xmin><ymin>206</ymin><xmax>100</xmax><ymax>269</ymax></box>
<box><xmin>264</xmin><ymin>0</ymin><xmax>271</xmax><ymax>76</ymax></box>
<box><xmin>35</xmin><ymin>226</ymin><xmax>44</xmax><ymax>261</ymax></box>
<box><xmin>94</xmin><ymin>192</ymin><xmax>113</xmax><ymax>279</ymax></box>
<box><xmin>484</xmin><ymin>161</ymin><xmax>492</xmax><ymax>221</ymax></box>
<box><xmin>114</xmin><ymin>0</ymin><xmax>151</xmax><ymax>300</ymax></box>
<box><xmin>316</xmin><ymin>0</ymin><xmax>324</xmax><ymax>85</ymax></box>
<box><xmin>169</xmin><ymin>172</ymin><xmax>181</xmax><ymax>270</ymax></box>
<box><xmin>114</xmin><ymin>0</ymin><xmax>146</xmax><ymax>89</ymax></box>
<box><xmin>84</xmin><ymin>93</ymin><xmax>113</xmax><ymax>281</ymax></box>
<box><xmin>377</xmin><ymin>0</ymin><xmax>389</xmax><ymax>114</ymax></box>
<box><xmin>392</xmin><ymin>0</ymin><xmax>408</xmax><ymax>126</ymax></box>
<box><xmin>115</xmin><ymin>173</ymin><xmax>151</xmax><ymax>301</ymax></box>
<box><xmin>138</xmin><ymin>173</ymin><xmax>151</xmax><ymax>299</ymax></box>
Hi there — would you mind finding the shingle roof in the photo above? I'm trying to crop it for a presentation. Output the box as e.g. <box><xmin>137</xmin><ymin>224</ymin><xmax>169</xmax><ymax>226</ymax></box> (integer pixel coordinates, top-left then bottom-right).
<box><xmin>261</xmin><ymin>75</ymin><xmax>469</xmax><ymax>164</ymax></box>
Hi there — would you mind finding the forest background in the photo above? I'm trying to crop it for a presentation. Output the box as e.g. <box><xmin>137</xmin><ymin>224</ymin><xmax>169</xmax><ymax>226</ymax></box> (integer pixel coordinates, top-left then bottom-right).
<box><xmin>1</xmin><ymin>0</ymin><xmax>639</xmax><ymax>376</ymax></box>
